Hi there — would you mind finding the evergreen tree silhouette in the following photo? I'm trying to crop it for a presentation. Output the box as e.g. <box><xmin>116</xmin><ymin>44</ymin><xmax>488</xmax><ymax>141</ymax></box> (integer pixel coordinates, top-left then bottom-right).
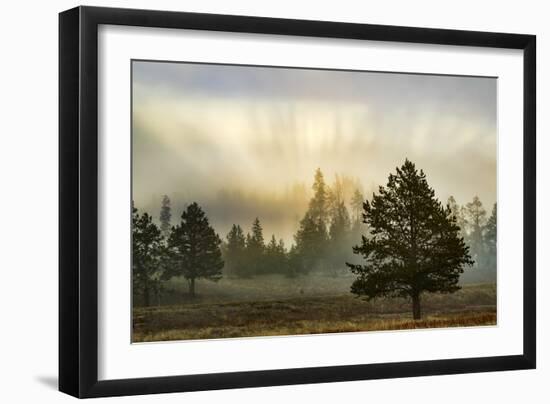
<box><xmin>224</xmin><ymin>224</ymin><xmax>246</xmax><ymax>277</ymax></box>
<box><xmin>166</xmin><ymin>202</ymin><xmax>224</xmax><ymax>297</ymax></box>
<box><xmin>132</xmin><ymin>206</ymin><xmax>164</xmax><ymax>306</ymax></box>
<box><xmin>245</xmin><ymin>218</ymin><xmax>265</xmax><ymax>275</ymax></box>
<box><xmin>293</xmin><ymin>169</ymin><xmax>329</xmax><ymax>273</ymax></box>
<box><xmin>464</xmin><ymin>196</ymin><xmax>487</xmax><ymax>267</ymax></box>
<box><xmin>347</xmin><ymin>160</ymin><xmax>473</xmax><ymax>319</ymax></box>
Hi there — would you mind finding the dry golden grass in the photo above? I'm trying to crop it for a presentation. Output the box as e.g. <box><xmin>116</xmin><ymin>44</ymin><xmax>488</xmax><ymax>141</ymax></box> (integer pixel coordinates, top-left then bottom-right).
<box><xmin>134</xmin><ymin>312</ymin><xmax>496</xmax><ymax>342</ymax></box>
<box><xmin>132</xmin><ymin>284</ymin><xmax>496</xmax><ymax>342</ymax></box>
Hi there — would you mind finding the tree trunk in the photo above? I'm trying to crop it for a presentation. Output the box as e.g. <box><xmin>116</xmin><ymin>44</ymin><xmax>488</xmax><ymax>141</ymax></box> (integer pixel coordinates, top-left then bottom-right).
<box><xmin>412</xmin><ymin>293</ymin><xmax>421</xmax><ymax>320</ymax></box>
<box><xmin>188</xmin><ymin>278</ymin><xmax>195</xmax><ymax>297</ymax></box>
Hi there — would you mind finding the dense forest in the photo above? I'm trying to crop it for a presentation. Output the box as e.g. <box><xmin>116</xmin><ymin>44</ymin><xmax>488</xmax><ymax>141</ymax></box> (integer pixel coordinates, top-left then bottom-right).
<box><xmin>132</xmin><ymin>160</ymin><xmax>496</xmax><ymax>320</ymax></box>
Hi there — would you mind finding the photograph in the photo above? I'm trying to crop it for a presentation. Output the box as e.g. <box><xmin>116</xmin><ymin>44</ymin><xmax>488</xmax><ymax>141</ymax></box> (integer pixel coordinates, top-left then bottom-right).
<box><xmin>131</xmin><ymin>60</ymin><xmax>497</xmax><ymax>343</ymax></box>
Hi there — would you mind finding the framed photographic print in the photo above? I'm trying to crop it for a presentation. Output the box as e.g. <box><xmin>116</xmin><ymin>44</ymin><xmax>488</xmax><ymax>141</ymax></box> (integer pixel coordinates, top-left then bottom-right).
<box><xmin>59</xmin><ymin>6</ymin><xmax>536</xmax><ymax>398</ymax></box>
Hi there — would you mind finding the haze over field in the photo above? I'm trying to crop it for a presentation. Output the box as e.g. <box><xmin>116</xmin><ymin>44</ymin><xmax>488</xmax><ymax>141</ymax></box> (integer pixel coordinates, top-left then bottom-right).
<box><xmin>132</xmin><ymin>61</ymin><xmax>496</xmax><ymax>244</ymax></box>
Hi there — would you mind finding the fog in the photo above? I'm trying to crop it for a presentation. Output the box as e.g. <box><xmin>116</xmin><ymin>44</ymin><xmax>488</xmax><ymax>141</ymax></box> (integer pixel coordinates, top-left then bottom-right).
<box><xmin>132</xmin><ymin>61</ymin><xmax>496</xmax><ymax>244</ymax></box>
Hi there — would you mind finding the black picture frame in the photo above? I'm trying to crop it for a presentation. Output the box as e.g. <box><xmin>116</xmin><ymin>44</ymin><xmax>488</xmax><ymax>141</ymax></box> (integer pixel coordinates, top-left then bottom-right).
<box><xmin>59</xmin><ymin>5</ymin><xmax>536</xmax><ymax>398</ymax></box>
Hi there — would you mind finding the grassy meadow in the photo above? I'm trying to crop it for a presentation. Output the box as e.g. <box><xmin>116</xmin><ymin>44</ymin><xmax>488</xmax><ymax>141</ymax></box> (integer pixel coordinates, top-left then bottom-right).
<box><xmin>132</xmin><ymin>275</ymin><xmax>496</xmax><ymax>342</ymax></box>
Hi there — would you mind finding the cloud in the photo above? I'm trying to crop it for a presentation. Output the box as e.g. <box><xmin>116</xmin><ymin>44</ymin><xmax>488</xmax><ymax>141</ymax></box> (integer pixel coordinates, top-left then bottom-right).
<box><xmin>132</xmin><ymin>61</ymin><xmax>496</xmax><ymax>242</ymax></box>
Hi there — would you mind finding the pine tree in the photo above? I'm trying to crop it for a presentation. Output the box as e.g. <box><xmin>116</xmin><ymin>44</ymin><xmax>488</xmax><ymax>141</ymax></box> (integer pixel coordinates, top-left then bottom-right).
<box><xmin>284</xmin><ymin>244</ymin><xmax>295</xmax><ymax>277</ymax></box>
<box><xmin>265</xmin><ymin>235</ymin><xmax>288</xmax><ymax>275</ymax></box>
<box><xmin>326</xmin><ymin>174</ymin><xmax>344</xmax><ymax>219</ymax></box>
<box><xmin>244</xmin><ymin>218</ymin><xmax>265</xmax><ymax>276</ymax></box>
<box><xmin>166</xmin><ymin>202</ymin><xmax>224</xmax><ymax>297</ymax></box>
<box><xmin>277</xmin><ymin>238</ymin><xmax>287</xmax><ymax>259</ymax></box>
<box><xmin>347</xmin><ymin>160</ymin><xmax>473</xmax><ymax>319</ymax></box>
<box><xmin>309</xmin><ymin>168</ymin><xmax>330</xmax><ymax>230</ymax></box>
<box><xmin>447</xmin><ymin>195</ymin><xmax>466</xmax><ymax>237</ymax></box>
<box><xmin>293</xmin><ymin>213</ymin><xmax>327</xmax><ymax>273</ymax></box>
<box><xmin>265</xmin><ymin>234</ymin><xmax>277</xmax><ymax>273</ymax></box>
<box><xmin>159</xmin><ymin>195</ymin><xmax>172</xmax><ymax>238</ymax></box>
<box><xmin>351</xmin><ymin>189</ymin><xmax>364</xmax><ymax>224</ymax></box>
<box><xmin>328</xmin><ymin>200</ymin><xmax>351</xmax><ymax>274</ymax></box>
<box><xmin>483</xmin><ymin>203</ymin><xmax>497</xmax><ymax>276</ymax></box>
<box><xmin>224</xmin><ymin>224</ymin><xmax>246</xmax><ymax>277</ymax></box>
<box><xmin>464</xmin><ymin>196</ymin><xmax>487</xmax><ymax>266</ymax></box>
<box><xmin>132</xmin><ymin>206</ymin><xmax>165</xmax><ymax>306</ymax></box>
<box><xmin>485</xmin><ymin>203</ymin><xmax>497</xmax><ymax>251</ymax></box>
<box><xmin>293</xmin><ymin>169</ymin><xmax>330</xmax><ymax>273</ymax></box>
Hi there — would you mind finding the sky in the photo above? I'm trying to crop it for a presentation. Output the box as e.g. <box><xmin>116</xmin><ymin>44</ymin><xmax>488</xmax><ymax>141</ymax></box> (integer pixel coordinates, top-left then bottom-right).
<box><xmin>132</xmin><ymin>60</ymin><xmax>497</xmax><ymax>244</ymax></box>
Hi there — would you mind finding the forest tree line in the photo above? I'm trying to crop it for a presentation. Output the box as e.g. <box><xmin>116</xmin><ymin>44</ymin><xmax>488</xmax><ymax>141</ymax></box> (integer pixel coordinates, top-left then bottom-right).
<box><xmin>222</xmin><ymin>169</ymin><xmax>366</xmax><ymax>278</ymax></box>
<box><xmin>132</xmin><ymin>168</ymin><xmax>366</xmax><ymax>303</ymax></box>
<box><xmin>447</xmin><ymin>195</ymin><xmax>497</xmax><ymax>283</ymax></box>
<box><xmin>133</xmin><ymin>162</ymin><xmax>496</xmax><ymax>317</ymax></box>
